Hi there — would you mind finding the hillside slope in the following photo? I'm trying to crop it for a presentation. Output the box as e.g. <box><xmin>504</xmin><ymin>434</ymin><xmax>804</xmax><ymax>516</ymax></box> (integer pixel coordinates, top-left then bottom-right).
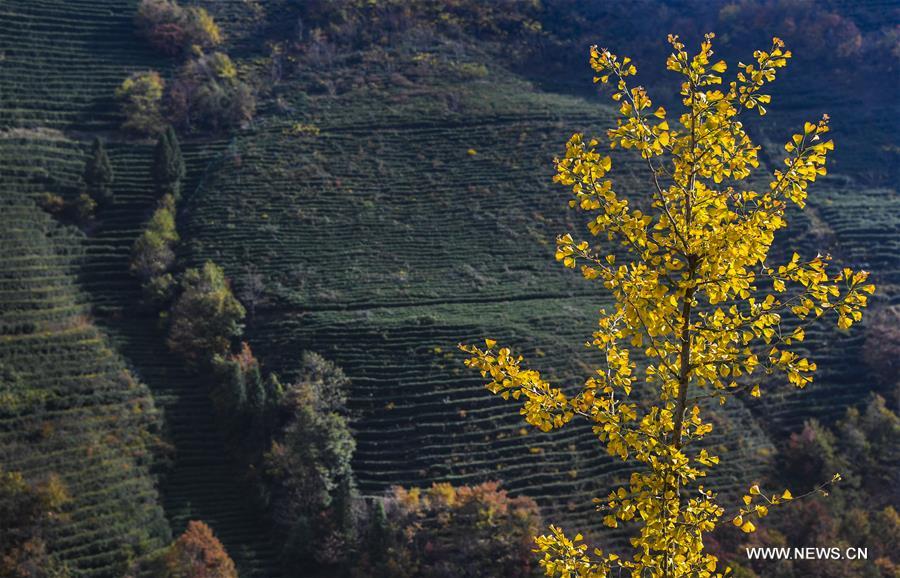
<box><xmin>0</xmin><ymin>130</ymin><xmax>282</xmax><ymax>576</ymax></box>
<box><xmin>0</xmin><ymin>193</ymin><xmax>169</xmax><ymax>576</ymax></box>
<box><xmin>181</xmin><ymin>19</ymin><xmax>899</xmax><ymax>538</ymax></box>
<box><xmin>0</xmin><ymin>0</ymin><xmax>897</xmax><ymax>571</ymax></box>
<box><xmin>183</xmin><ymin>66</ymin><xmax>778</xmax><ymax>534</ymax></box>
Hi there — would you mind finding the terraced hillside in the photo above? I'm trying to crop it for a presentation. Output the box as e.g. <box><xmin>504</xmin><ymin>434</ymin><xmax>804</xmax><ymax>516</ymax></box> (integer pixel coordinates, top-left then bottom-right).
<box><xmin>179</xmin><ymin>63</ymin><xmax>895</xmax><ymax>537</ymax></box>
<box><xmin>0</xmin><ymin>0</ymin><xmax>897</xmax><ymax>571</ymax></box>
<box><xmin>178</xmin><ymin>40</ymin><xmax>899</xmax><ymax>535</ymax></box>
<box><xmin>0</xmin><ymin>0</ymin><xmax>171</xmax><ymax>130</ymax></box>
<box><xmin>0</xmin><ymin>131</ymin><xmax>281</xmax><ymax>576</ymax></box>
<box><xmin>0</xmin><ymin>194</ymin><xmax>169</xmax><ymax>576</ymax></box>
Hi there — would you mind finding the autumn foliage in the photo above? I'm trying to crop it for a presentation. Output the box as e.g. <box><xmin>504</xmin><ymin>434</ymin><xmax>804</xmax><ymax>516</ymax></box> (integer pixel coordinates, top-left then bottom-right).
<box><xmin>115</xmin><ymin>71</ymin><xmax>166</xmax><ymax>135</ymax></box>
<box><xmin>167</xmin><ymin>52</ymin><xmax>256</xmax><ymax>132</ymax></box>
<box><xmin>163</xmin><ymin>521</ymin><xmax>237</xmax><ymax>578</ymax></box>
<box><xmin>119</xmin><ymin>2</ymin><xmax>253</xmax><ymax>135</ymax></box>
<box><xmin>131</xmin><ymin>194</ymin><xmax>179</xmax><ymax>284</ymax></box>
<box><xmin>364</xmin><ymin>482</ymin><xmax>542</xmax><ymax>578</ymax></box>
<box><xmin>136</xmin><ymin>0</ymin><xmax>222</xmax><ymax>56</ymax></box>
<box><xmin>710</xmin><ymin>395</ymin><xmax>900</xmax><ymax>577</ymax></box>
<box><xmin>0</xmin><ymin>470</ymin><xmax>69</xmax><ymax>578</ymax></box>
<box><xmin>336</xmin><ymin>481</ymin><xmax>543</xmax><ymax>578</ymax></box>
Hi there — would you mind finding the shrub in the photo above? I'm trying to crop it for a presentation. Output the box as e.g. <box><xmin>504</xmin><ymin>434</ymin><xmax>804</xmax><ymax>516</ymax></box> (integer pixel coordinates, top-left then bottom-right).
<box><xmin>131</xmin><ymin>194</ymin><xmax>179</xmax><ymax>282</ymax></box>
<box><xmin>136</xmin><ymin>0</ymin><xmax>222</xmax><ymax>56</ymax></box>
<box><xmin>36</xmin><ymin>192</ymin><xmax>96</xmax><ymax>226</ymax></box>
<box><xmin>116</xmin><ymin>71</ymin><xmax>166</xmax><ymax>135</ymax></box>
<box><xmin>0</xmin><ymin>470</ymin><xmax>70</xmax><ymax>578</ymax></box>
<box><xmin>168</xmin><ymin>53</ymin><xmax>256</xmax><ymax>132</ymax></box>
<box><xmin>167</xmin><ymin>261</ymin><xmax>246</xmax><ymax>365</ymax></box>
<box><xmin>163</xmin><ymin>521</ymin><xmax>237</xmax><ymax>578</ymax></box>
<box><xmin>71</xmin><ymin>193</ymin><xmax>97</xmax><ymax>224</ymax></box>
<box><xmin>356</xmin><ymin>482</ymin><xmax>542</xmax><ymax>578</ymax></box>
<box><xmin>153</xmin><ymin>126</ymin><xmax>186</xmax><ymax>199</ymax></box>
<box><xmin>83</xmin><ymin>137</ymin><xmax>114</xmax><ymax>206</ymax></box>
<box><xmin>36</xmin><ymin>193</ymin><xmax>66</xmax><ymax>217</ymax></box>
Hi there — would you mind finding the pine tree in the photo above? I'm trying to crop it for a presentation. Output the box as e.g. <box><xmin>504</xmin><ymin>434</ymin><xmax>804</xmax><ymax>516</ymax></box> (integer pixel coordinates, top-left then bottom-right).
<box><xmin>153</xmin><ymin>126</ymin><xmax>186</xmax><ymax>199</ymax></box>
<box><xmin>221</xmin><ymin>358</ymin><xmax>247</xmax><ymax>413</ymax></box>
<box><xmin>368</xmin><ymin>498</ymin><xmax>388</xmax><ymax>563</ymax></box>
<box><xmin>334</xmin><ymin>475</ymin><xmax>358</xmax><ymax>539</ymax></box>
<box><xmin>245</xmin><ymin>363</ymin><xmax>267</xmax><ymax>416</ymax></box>
<box><xmin>83</xmin><ymin>137</ymin><xmax>114</xmax><ymax>206</ymax></box>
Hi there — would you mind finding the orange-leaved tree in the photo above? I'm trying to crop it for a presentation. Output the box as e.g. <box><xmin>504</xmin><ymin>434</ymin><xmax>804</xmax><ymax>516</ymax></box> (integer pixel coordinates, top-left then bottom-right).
<box><xmin>164</xmin><ymin>520</ymin><xmax>237</xmax><ymax>578</ymax></box>
<box><xmin>460</xmin><ymin>33</ymin><xmax>874</xmax><ymax>578</ymax></box>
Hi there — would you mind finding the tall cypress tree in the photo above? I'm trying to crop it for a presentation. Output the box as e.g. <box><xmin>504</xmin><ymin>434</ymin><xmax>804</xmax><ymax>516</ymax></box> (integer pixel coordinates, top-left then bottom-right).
<box><xmin>152</xmin><ymin>126</ymin><xmax>186</xmax><ymax>199</ymax></box>
<box><xmin>83</xmin><ymin>137</ymin><xmax>114</xmax><ymax>206</ymax></box>
<box><xmin>368</xmin><ymin>498</ymin><xmax>388</xmax><ymax>564</ymax></box>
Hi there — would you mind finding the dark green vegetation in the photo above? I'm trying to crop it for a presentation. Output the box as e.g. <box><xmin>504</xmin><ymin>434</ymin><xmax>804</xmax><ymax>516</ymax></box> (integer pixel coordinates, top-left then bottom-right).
<box><xmin>0</xmin><ymin>195</ymin><xmax>170</xmax><ymax>575</ymax></box>
<box><xmin>1</xmin><ymin>0</ymin><xmax>898</xmax><ymax>576</ymax></box>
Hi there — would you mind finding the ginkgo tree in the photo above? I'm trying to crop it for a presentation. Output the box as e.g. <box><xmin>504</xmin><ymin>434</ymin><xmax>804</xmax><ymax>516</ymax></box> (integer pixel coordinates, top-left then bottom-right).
<box><xmin>460</xmin><ymin>33</ymin><xmax>874</xmax><ymax>578</ymax></box>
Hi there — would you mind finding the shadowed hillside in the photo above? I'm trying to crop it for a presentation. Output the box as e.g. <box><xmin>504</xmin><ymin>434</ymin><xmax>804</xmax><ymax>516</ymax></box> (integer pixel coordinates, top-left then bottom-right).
<box><xmin>0</xmin><ymin>194</ymin><xmax>169</xmax><ymax>576</ymax></box>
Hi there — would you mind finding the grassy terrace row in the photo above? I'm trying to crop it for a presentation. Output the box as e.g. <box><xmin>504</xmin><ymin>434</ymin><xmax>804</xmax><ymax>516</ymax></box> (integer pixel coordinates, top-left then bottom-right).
<box><xmin>0</xmin><ymin>194</ymin><xmax>169</xmax><ymax>577</ymax></box>
<box><xmin>183</xmin><ymin>114</ymin><xmax>622</xmax><ymax>307</ymax></box>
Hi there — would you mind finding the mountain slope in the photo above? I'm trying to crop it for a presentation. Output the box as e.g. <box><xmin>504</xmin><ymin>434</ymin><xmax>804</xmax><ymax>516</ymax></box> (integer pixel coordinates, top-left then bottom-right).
<box><xmin>0</xmin><ymin>193</ymin><xmax>169</xmax><ymax>576</ymax></box>
<box><xmin>0</xmin><ymin>0</ymin><xmax>896</xmax><ymax>568</ymax></box>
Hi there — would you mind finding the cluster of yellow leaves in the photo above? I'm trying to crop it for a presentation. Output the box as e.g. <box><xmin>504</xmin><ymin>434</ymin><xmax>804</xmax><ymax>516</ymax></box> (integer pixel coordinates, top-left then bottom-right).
<box><xmin>460</xmin><ymin>340</ymin><xmax>573</xmax><ymax>432</ymax></box>
<box><xmin>731</xmin><ymin>483</ymin><xmax>780</xmax><ymax>534</ymax></box>
<box><xmin>189</xmin><ymin>6</ymin><xmax>223</xmax><ymax>47</ymax></box>
<box><xmin>533</xmin><ymin>526</ymin><xmax>613</xmax><ymax>577</ymax></box>
<box><xmin>461</xmin><ymin>33</ymin><xmax>874</xmax><ymax>578</ymax></box>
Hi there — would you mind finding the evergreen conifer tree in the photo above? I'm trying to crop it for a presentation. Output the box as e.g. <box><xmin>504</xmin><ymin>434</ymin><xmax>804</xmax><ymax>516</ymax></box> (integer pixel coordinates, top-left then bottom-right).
<box><xmin>152</xmin><ymin>126</ymin><xmax>186</xmax><ymax>199</ymax></box>
<box><xmin>83</xmin><ymin>137</ymin><xmax>114</xmax><ymax>206</ymax></box>
<box><xmin>369</xmin><ymin>498</ymin><xmax>388</xmax><ymax>562</ymax></box>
